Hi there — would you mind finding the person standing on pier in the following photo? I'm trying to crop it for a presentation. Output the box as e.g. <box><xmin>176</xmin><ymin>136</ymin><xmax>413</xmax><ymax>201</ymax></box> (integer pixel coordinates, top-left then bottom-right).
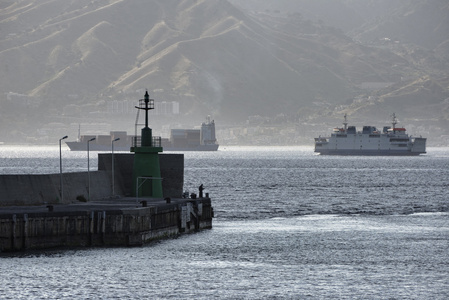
<box><xmin>199</xmin><ymin>184</ymin><xmax>204</xmax><ymax>198</ymax></box>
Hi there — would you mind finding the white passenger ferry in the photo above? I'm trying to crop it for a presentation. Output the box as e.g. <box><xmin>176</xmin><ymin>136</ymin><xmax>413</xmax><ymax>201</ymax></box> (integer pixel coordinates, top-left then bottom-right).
<box><xmin>314</xmin><ymin>114</ymin><xmax>426</xmax><ymax>155</ymax></box>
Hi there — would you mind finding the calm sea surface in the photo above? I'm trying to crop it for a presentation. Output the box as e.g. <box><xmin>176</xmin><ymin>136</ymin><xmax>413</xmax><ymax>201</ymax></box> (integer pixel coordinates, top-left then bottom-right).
<box><xmin>0</xmin><ymin>146</ymin><xmax>448</xmax><ymax>299</ymax></box>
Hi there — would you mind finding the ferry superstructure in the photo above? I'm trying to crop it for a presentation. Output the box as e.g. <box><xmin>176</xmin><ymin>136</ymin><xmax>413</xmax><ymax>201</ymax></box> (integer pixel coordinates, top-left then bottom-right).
<box><xmin>314</xmin><ymin>114</ymin><xmax>426</xmax><ymax>155</ymax></box>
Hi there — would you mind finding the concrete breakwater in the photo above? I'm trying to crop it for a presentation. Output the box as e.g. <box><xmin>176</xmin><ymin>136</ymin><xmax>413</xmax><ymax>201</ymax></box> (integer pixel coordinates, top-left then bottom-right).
<box><xmin>0</xmin><ymin>197</ymin><xmax>213</xmax><ymax>252</ymax></box>
<box><xmin>0</xmin><ymin>152</ymin><xmax>214</xmax><ymax>252</ymax></box>
<box><xmin>0</xmin><ymin>153</ymin><xmax>184</xmax><ymax>206</ymax></box>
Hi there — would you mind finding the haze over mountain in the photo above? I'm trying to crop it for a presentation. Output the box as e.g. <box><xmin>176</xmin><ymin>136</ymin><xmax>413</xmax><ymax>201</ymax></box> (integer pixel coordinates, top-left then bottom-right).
<box><xmin>1</xmin><ymin>0</ymin><xmax>448</xmax><ymax>145</ymax></box>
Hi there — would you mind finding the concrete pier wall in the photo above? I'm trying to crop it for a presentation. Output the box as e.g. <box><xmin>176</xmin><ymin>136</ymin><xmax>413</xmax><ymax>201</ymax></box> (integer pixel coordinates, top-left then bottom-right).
<box><xmin>0</xmin><ymin>171</ymin><xmax>111</xmax><ymax>206</ymax></box>
<box><xmin>0</xmin><ymin>153</ymin><xmax>184</xmax><ymax>206</ymax></box>
<box><xmin>0</xmin><ymin>198</ymin><xmax>212</xmax><ymax>252</ymax></box>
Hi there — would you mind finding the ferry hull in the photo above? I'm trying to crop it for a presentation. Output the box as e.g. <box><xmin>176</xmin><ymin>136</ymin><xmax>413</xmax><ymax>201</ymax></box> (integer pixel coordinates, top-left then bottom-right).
<box><xmin>315</xmin><ymin>149</ymin><xmax>424</xmax><ymax>156</ymax></box>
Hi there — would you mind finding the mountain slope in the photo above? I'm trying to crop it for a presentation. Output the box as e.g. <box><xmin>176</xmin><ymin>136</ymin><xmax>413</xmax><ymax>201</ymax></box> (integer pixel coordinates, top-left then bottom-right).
<box><xmin>0</xmin><ymin>0</ymin><xmax>448</xmax><ymax>144</ymax></box>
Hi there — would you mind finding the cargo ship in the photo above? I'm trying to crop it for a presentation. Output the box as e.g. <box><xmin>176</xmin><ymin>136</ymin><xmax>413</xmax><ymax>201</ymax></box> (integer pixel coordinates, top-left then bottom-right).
<box><xmin>66</xmin><ymin>117</ymin><xmax>219</xmax><ymax>151</ymax></box>
<box><xmin>314</xmin><ymin>114</ymin><xmax>426</xmax><ymax>155</ymax></box>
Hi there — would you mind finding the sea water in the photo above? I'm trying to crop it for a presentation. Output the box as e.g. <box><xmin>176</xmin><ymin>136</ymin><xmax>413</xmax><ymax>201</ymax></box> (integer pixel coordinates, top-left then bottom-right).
<box><xmin>0</xmin><ymin>146</ymin><xmax>448</xmax><ymax>299</ymax></box>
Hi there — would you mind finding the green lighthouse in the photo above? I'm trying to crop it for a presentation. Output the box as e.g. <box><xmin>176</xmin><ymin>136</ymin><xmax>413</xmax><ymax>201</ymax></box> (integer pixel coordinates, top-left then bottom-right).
<box><xmin>130</xmin><ymin>91</ymin><xmax>163</xmax><ymax>198</ymax></box>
